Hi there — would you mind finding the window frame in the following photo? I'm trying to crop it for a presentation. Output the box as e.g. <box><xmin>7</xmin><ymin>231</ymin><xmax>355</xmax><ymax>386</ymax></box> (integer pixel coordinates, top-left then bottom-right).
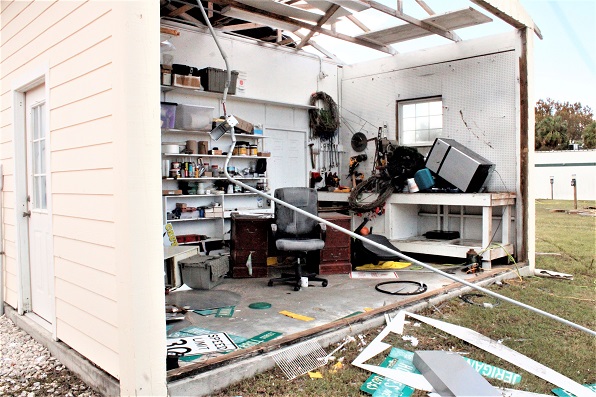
<box><xmin>396</xmin><ymin>96</ymin><xmax>443</xmax><ymax>147</ymax></box>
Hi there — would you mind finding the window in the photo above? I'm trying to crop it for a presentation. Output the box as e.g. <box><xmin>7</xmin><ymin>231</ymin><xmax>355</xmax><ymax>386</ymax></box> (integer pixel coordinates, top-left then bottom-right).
<box><xmin>31</xmin><ymin>102</ymin><xmax>47</xmax><ymax>210</ymax></box>
<box><xmin>397</xmin><ymin>97</ymin><xmax>443</xmax><ymax>146</ymax></box>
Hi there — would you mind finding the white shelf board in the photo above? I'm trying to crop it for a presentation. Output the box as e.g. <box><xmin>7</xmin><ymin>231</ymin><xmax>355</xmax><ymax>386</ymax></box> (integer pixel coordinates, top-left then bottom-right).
<box><xmin>168</xmin><ymin>217</ymin><xmax>221</xmax><ymax>223</ymax></box>
<box><xmin>162</xmin><ymin>128</ymin><xmax>267</xmax><ymax>139</ymax></box>
<box><xmin>391</xmin><ymin>236</ymin><xmax>514</xmax><ymax>260</ymax></box>
<box><xmin>161</xmin><ymin>85</ymin><xmax>315</xmax><ymax>109</ymax></box>
<box><xmin>163</xmin><ymin>177</ymin><xmax>266</xmax><ymax>181</ymax></box>
<box><xmin>162</xmin><ymin>153</ymin><xmax>267</xmax><ymax>159</ymax></box>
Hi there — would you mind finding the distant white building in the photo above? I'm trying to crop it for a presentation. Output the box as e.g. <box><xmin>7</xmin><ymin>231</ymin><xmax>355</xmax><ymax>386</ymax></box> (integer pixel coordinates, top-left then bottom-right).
<box><xmin>534</xmin><ymin>150</ymin><xmax>596</xmax><ymax>201</ymax></box>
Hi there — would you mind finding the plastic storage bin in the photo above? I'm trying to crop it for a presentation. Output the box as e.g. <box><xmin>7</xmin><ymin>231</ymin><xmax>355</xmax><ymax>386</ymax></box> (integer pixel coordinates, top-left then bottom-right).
<box><xmin>198</xmin><ymin>68</ymin><xmax>239</xmax><ymax>94</ymax></box>
<box><xmin>179</xmin><ymin>255</ymin><xmax>229</xmax><ymax>289</ymax></box>
<box><xmin>160</xmin><ymin>102</ymin><xmax>177</xmax><ymax>129</ymax></box>
<box><xmin>174</xmin><ymin>104</ymin><xmax>214</xmax><ymax>130</ymax></box>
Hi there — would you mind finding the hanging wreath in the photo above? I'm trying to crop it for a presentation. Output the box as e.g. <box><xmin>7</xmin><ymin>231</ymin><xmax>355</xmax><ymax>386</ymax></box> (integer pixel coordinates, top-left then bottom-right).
<box><xmin>309</xmin><ymin>91</ymin><xmax>339</xmax><ymax>141</ymax></box>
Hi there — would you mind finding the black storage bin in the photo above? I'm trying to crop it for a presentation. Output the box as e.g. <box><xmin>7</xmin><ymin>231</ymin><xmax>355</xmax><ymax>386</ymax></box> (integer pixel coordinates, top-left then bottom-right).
<box><xmin>198</xmin><ymin>67</ymin><xmax>239</xmax><ymax>94</ymax></box>
<box><xmin>172</xmin><ymin>64</ymin><xmax>201</xmax><ymax>76</ymax></box>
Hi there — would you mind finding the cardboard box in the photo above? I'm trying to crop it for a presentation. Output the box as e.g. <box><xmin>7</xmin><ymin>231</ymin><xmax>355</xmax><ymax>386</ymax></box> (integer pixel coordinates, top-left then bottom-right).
<box><xmin>163</xmin><ymin>189</ymin><xmax>182</xmax><ymax>195</ymax></box>
<box><xmin>234</xmin><ymin>116</ymin><xmax>254</xmax><ymax>134</ymax></box>
<box><xmin>172</xmin><ymin>74</ymin><xmax>201</xmax><ymax>89</ymax></box>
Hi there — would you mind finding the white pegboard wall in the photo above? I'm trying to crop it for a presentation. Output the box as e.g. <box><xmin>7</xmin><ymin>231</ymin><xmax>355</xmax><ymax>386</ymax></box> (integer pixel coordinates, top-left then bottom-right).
<box><xmin>341</xmin><ymin>50</ymin><xmax>518</xmax><ymax>193</ymax></box>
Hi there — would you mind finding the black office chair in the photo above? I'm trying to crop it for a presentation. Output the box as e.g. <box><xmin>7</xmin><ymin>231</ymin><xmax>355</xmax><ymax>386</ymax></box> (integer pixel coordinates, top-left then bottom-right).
<box><xmin>268</xmin><ymin>187</ymin><xmax>328</xmax><ymax>291</ymax></box>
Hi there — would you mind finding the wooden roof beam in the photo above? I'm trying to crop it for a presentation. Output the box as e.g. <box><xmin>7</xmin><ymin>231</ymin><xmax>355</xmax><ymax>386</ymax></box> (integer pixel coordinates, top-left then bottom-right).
<box><xmin>168</xmin><ymin>4</ymin><xmax>194</xmax><ymax>17</ymax></box>
<box><xmin>361</xmin><ymin>0</ymin><xmax>461</xmax><ymax>42</ymax></box>
<box><xmin>296</xmin><ymin>4</ymin><xmax>340</xmax><ymax>50</ymax></box>
<box><xmin>192</xmin><ymin>0</ymin><xmax>397</xmax><ymax>54</ymax></box>
<box><xmin>219</xmin><ymin>22</ymin><xmax>263</xmax><ymax>31</ymax></box>
<box><xmin>415</xmin><ymin>0</ymin><xmax>434</xmax><ymax>16</ymax></box>
<box><xmin>293</xmin><ymin>31</ymin><xmax>344</xmax><ymax>64</ymax></box>
<box><xmin>470</xmin><ymin>0</ymin><xmax>542</xmax><ymax>39</ymax></box>
<box><xmin>346</xmin><ymin>14</ymin><xmax>371</xmax><ymax>32</ymax></box>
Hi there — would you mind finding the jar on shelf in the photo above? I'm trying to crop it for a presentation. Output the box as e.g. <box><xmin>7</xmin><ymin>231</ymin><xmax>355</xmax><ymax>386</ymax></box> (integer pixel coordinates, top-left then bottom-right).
<box><xmin>249</xmin><ymin>144</ymin><xmax>258</xmax><ymax>156</ymax></box>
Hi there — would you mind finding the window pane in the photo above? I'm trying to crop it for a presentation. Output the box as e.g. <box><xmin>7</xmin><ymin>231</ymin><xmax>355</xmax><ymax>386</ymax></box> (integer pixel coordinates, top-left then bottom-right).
<box><xmin>402</xmin><ymin>104</ymin><xmax>416</xmax><ymax>118</ymax></box>
<box><xmin>402</xmin><ymin>118</ymin><xmax>416</xmax><ymax>131</ymax></box>
<box><xmin>40</xmin><ymin>139</ymin><xmax>46</xmax><ymax>174</ymax></box>
<box><xmin>39</xmin><ymin>104</ymin><xmax>46</xmax><ymax>139</ymax></box>
<box><xmin>32</xmin><ymin>107</ymin><xmax>39</xmax><ymax>140</ymax></box>
<box><xmin>416</xmin><ymin>130</ymin><xmax>430</xmax><ymax>142</ymax></box>
<box><xmin>402</xmin><ymin>130</ymin><xmax>416</xmax><ymax>145</ymax></box>
<box><xmin>416</xmin><ymin>117</ymin><xmax>429</xmax><ymax>130</ymax></box>
<box><xmin>415</xmin><ymin>102</ymin><xmax>429</xmax><ymax>116</ymax></box>
<box><xmin>40</xmin><ymin>176</ymin><xmax>47</xmax><ymax>209</ymax></box>
<box><xmin>33</xmin><ymin>141</ymin><xmax>41</xmax><ymax>174</ymax></box>
<box><xmin>429</xmin><ymin>101</ymin><xmax>442</xmax><ymax>115</ymax></box>
<box><xmin>429</xmin><ymin>128</ymin><xmax>442</xmax><ymax>141</ymax></box>
<box><xmin>429</xmin><ymin>115</ymin><xmax>442</xmax><ymax>129</ymax></box>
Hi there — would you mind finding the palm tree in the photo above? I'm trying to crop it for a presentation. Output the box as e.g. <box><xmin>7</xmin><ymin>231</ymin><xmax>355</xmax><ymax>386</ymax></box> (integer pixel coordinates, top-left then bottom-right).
<box><xmin>535</xmin><ymin>115</ymin><xmax>568</xmax><ymax>150</ymax></box>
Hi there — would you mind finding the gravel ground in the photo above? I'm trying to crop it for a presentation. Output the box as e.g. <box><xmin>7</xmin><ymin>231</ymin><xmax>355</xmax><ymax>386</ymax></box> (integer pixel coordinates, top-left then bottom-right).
<box><xmin>0</xmin><ymin>315</ymin><xmax>102</xmax><ymax>397</ymax></box>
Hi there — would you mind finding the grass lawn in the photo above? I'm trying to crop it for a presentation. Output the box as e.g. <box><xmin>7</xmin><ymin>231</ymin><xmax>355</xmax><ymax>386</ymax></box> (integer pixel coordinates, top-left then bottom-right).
<box><xmin>214</xmin><ymin>200</ymin><xmax>596</xmax><ymax>397</ymax></box>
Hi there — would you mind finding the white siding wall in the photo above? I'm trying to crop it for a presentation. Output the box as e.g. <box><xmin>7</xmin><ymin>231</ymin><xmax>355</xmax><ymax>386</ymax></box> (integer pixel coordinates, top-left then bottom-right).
<box><xmin>1</xmin><ymin>4</ymin><xmax>167</xmax><ymax>392</ymax></box>
<box><xmin>0</xmin><ymin>0</ymin><xmax>119</xmax><ymax>377</ymax></box>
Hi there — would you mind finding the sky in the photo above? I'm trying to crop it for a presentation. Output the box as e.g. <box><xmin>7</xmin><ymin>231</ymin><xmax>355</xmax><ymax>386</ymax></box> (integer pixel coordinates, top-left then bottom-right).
<box><xmin>303</xmin><ymin>0</ymin><xmax>596</xmax><ymax>112</ymax></box>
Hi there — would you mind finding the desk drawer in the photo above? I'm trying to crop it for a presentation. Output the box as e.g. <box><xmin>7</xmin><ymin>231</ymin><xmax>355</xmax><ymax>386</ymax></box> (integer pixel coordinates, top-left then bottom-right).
<box><xmin>321</xmin><ymin>247</ymin><xmax>350</xmax><ymax>262</ymax></box>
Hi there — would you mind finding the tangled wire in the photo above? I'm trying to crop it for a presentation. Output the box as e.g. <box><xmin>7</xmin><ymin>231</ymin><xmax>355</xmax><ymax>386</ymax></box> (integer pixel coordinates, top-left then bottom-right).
<box><xmin>309</xmin><ymin>91</ymin><xmax>339</xmax><ymax>141</ymax></box>
<box><xmin>348</xmin><ymin>176</ymin><xmax>394</xmax><ymax>213</ymax></box>
<box><xmin>348</xmin><ymin>145</ymin><xmax>425</xmax><ymax>213</ymax></box>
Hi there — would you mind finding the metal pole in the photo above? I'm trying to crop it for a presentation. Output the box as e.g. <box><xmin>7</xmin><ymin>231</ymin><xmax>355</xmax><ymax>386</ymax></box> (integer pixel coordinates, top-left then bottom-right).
<box><xmin>550</xmin><ymin>176</ymin><xmax>554</xmax><ymax>200</ymax></box>
<box><xmin>571</xmin><ymin>174</ymin><xmax>577</xmax><ymax>209</ymax></box>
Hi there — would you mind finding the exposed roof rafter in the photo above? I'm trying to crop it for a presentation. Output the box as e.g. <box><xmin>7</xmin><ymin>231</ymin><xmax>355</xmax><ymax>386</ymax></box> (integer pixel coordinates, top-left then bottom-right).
<box><xmin>296</xmin><ymin>4</ymin><xmax>340</xmax><ymax>50</ymax></box>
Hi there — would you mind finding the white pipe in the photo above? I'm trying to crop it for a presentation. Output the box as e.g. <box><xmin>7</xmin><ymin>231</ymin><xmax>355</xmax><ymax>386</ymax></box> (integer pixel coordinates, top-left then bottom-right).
<box><xmin>197</xmin><ymin>2</ymin><xmax>595</xmax><ymax>338</ymax></box>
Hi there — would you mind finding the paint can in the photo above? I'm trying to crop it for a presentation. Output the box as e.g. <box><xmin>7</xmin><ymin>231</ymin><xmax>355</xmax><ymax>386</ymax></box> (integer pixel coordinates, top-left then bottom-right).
<box><xmin>407</xmin><ymin>178</ymin><xmax>419</xmax><ymax>193</ymax></box>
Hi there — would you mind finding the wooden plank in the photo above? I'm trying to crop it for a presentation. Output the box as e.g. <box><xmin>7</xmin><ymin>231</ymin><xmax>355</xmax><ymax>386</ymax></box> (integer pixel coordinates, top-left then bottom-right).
<box><xmin>415</xmin><ymin>0</ymin><xmax>434</xmax><ymax>15</ymax></box>
<box><xmin>296</xmin><ymin>4</ymin><xmax>340</xmax><ymax>50</ymax></box>
<box><xmin>470</xmin><ymin>0</ymin><xmax>542</xmax><ymax>39</ymax></box>
<box><xmin>50</xmin><ymin>63</ymin><xmax>113</xmax><ymax>109</ymax></box>
<box><xmin>358</xmin><ymin>7</ymin><xmax>490</xmax><ymax>44</ymax></box>
<box><xmin>160</xmin><ymin>26</ymin><xmax>180</xmax><ymax>36</ymax></box>
<box><xmin>1</xmin><ymin>0</ymin><xmax>16</xmax><ymax>13</ymax></box>
<box><xmin>200</xmin><ymin>0</ymin><xmax>396</xmax><ymax>54</ymax></box>
<box><xmin>51</xmin><ymin>116</ymin><xmax>113</xmax><ymax>151</ymax></box>
<box><xmin>167</xmin><ymin>266</ymin><xmax>511</xmax><ymax>381</ymax></box>
<box><xmin>346</xmin><ymin>14</ymin><xmax>370</xmax><ymax>32</ymax></box>
<box><xmin>52</xmin><ymin>215</ymin><xmax>115</xmax><ymax>247</ymax></box>
<box><xmin>51</xmin><ymin>168</ymin><xmax>114</xmax><ymax>195</ymax></box>
<box><xmin>53</xmin><ymin>236</ymin><xmax>116</xmax><ymax>274</ymax></box>
<box><xmin>167</xmin><ymin>4</ymin><xmax>193</xmax><ymax>18</ymax></box>
<box><xmin>519</xmin><ymin>27</ymin><xmax>529</xmax><ymax>262</ymax></box>
<box><xmin>219</xmin><ymin>22</ymin><xmax>263</xmax><ymax>31</ymax></box>
<box><xmin>56</xmin><ymin>319</ymin><xmax>119</xmax><ymax>378</ymax></box>
<box><xmin>52</xmin><ymin>193</ymin><xmax>115</xmax><ymax>222</ymax></box>
<box><xmin>56</xmin><ymin>298</ymin><xmax>118</xmax><ymax>350</ymax></box>
<box><xmin>54</xmin><ymin>264</ymin><xmax>118</xmax><ymax>314</ymax></box>
<box><xmin>49</xmin><ymin>89</ymin><xmax>113</xmax><ymax>131</ymax></box>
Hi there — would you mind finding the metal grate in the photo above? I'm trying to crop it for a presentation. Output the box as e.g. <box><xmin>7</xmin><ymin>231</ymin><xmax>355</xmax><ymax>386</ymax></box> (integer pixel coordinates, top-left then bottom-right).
<box><xmin>271</xmin><ymin>340</ymin><xmax>328</xmax><ymax>380</ymax></box>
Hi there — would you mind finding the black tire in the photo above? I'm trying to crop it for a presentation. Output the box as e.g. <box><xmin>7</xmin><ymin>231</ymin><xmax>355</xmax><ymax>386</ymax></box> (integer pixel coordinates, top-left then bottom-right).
<box><xmin>294</xmin><ymin>285</ymin><xmax>301</xmax><ymax>291</ymax></box>
<box><xmin>322</xmin><ymin>280</ymin><xmax>328</xmax><ymax>287</ymax></box>
<box><xmin>268</xmin><ymin>280</ymin><xmax>273</xmax><ymax>287</ymax></box>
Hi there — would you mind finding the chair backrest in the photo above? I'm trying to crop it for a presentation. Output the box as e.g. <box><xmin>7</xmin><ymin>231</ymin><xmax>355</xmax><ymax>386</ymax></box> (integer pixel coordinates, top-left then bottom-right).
<box><xmin>274</xmin><ymin>187</ymin><xmax>319</xmax><ymax>238</ymax></box>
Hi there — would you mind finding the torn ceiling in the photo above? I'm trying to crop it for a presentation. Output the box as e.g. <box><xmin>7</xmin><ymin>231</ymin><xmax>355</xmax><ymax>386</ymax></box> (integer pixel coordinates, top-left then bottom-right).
<box><xmin>160</xmin><ymin>0</ymin><xmax>541</xmax><ymax>63</ymax></box>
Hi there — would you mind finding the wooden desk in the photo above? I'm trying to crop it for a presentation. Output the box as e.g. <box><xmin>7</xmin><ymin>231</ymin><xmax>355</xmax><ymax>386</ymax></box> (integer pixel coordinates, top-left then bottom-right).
<box><xmin>164</xmin><ymin>245</ymin><xmax>200</xmax><ymax>287</ymax></box>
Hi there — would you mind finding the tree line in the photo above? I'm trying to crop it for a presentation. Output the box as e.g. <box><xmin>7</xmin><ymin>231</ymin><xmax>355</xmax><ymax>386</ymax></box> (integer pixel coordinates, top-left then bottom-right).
<box><xmin>535</xmin><ymin>98</ymin><xmax>596</xmax><ymax>150</ymax></box>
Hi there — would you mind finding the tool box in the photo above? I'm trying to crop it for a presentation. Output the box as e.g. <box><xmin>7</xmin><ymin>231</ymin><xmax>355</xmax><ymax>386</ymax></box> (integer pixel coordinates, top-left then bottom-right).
<box><xmin>179</xmin><ymin>255</ymin><xmax>229</xmax><ymax>289</ymax></box>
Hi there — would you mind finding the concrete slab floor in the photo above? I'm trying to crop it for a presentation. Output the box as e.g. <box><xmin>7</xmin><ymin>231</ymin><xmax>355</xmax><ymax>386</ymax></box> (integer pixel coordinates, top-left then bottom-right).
<box><xmin>167</xmin><ymin>264</ymin><xmax>514</xmax><ymax>368</ymax></box>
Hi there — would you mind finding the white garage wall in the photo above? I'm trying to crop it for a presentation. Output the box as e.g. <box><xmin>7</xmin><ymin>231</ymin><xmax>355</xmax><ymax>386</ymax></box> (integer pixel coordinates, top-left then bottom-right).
<box><xmin>534</xmin><ymin>150</ymin><xmax>596</xmax><ymax>200</ymax></box>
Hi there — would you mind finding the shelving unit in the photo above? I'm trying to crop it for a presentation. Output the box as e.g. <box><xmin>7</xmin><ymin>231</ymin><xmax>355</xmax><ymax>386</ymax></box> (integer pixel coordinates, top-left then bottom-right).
<box><xmin>161</xmin><ymin>104</ymin><xmax>272</xmax><ymax>243</ymax></box>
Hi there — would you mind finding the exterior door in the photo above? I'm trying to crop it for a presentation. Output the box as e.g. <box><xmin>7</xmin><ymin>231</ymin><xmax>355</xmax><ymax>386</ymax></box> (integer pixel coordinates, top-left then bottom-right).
<box><xmin>25</xmin><ymin>84</ymin><xmax>53</xmax><ymax>324</ymax></box>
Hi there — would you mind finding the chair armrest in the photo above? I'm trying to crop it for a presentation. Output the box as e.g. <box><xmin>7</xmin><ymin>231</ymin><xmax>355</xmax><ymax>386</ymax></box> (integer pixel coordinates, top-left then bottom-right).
<box><xmin>318</xmin><ymin>223</ymin><xmax>327</xmax><ymax>242</ymax></box>
<box><xmin>271</xmin><ymin>223</ymin><xmax>278</xmax><ymax>237</ymax></box>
